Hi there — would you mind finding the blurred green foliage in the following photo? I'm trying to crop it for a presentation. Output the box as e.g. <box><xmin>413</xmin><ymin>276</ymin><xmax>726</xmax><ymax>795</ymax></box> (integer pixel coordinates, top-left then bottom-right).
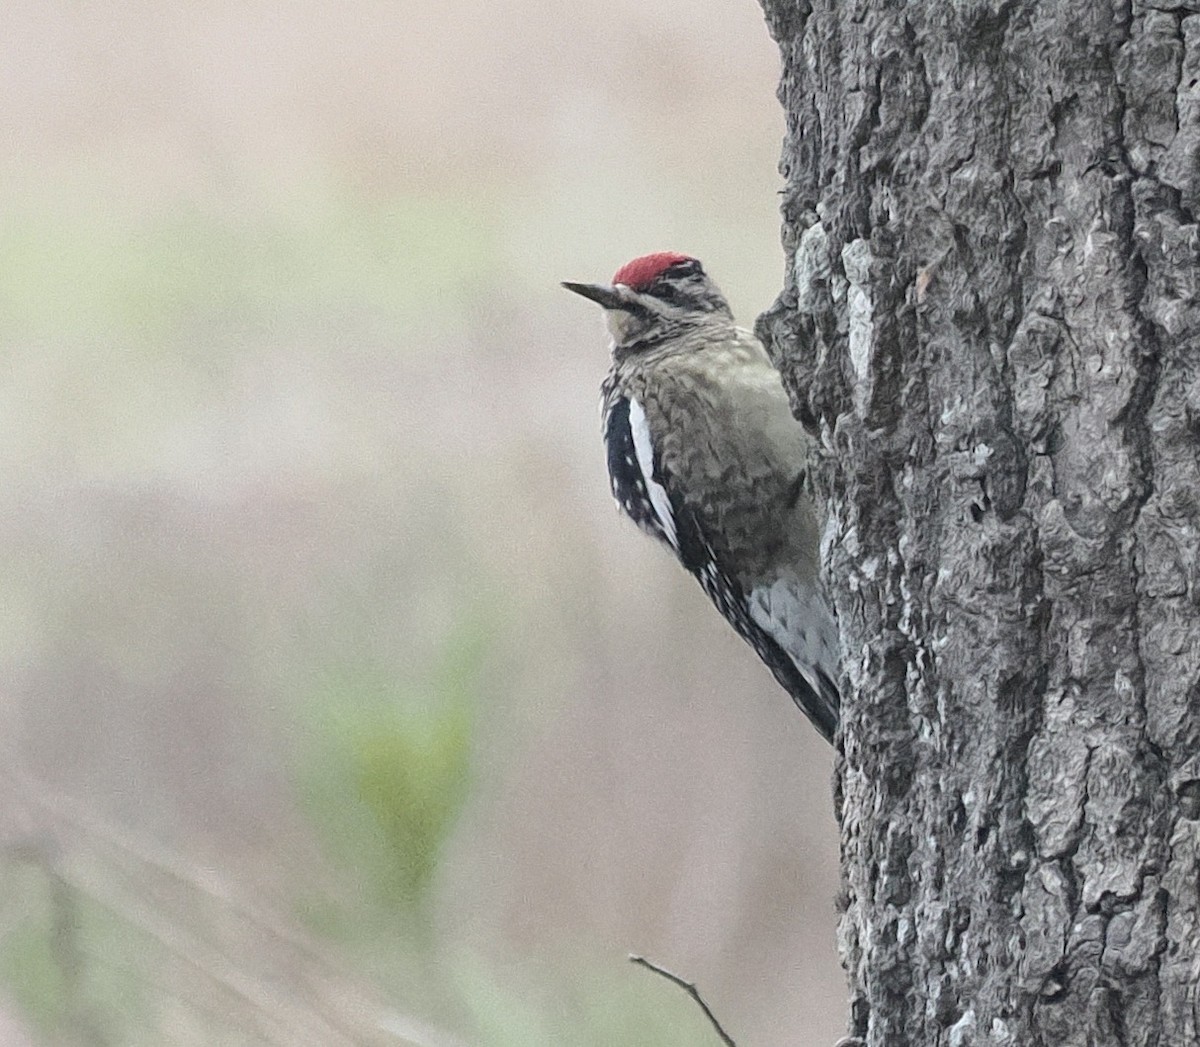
<box><xmin>0</xmin><ymin>864</ymin><xmax>148</xmax><ymax>1045</ymax></box>
<box><xmin>0</xmin><ymin>178</ymin><xmax>500</xmax><ymax>346</ymax></box>
<box><xmin>296</xmin><ymin>614</ymin><xmax>484</xmax><ymax>922</ymax></box>
<box><xmin>0</xmin><ymin>871</ymin><xmax>71</xmax><ymax>1037</ymax></box>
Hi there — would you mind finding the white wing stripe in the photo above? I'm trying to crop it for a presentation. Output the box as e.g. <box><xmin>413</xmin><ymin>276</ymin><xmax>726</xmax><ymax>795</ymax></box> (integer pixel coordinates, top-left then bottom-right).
<box><xmin>627</xmin><ymin>398</ymin><xmax>678</xmax><ymax>550</ymax></box>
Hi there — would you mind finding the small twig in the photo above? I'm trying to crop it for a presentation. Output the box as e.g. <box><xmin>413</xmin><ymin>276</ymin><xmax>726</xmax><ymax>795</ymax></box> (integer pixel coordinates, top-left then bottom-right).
<box><xmin>629</xmin><ymin>954</ymin><xmax>738</xmax><ymax>1047</ymax></box>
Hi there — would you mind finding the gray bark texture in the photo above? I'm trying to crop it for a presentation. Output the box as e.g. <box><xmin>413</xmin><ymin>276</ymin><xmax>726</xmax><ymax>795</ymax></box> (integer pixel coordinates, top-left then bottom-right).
<box><xmin>754</xmin><ymin>2</ymin><xmax>1200</xmax><ymax>1045</ymax></box>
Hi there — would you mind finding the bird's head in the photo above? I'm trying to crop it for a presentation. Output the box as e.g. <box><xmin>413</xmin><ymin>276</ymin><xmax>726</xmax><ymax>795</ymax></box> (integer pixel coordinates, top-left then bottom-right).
<box><xmin>562</xmin><ymin>252</ymin><xmax>733</xmax><ymax>352</ymax></box>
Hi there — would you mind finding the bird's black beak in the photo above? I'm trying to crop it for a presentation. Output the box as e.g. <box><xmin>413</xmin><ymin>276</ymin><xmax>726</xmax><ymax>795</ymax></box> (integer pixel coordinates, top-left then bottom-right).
<box><xmin>561</xmin><ymin>281</ymin><xmax>629</xmax><ymax>310</ymax></box>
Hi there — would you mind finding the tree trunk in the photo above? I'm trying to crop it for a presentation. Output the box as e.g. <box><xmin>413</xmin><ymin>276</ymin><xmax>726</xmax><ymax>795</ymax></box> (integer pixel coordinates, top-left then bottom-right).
<box><xmin>755</xmin><ymin>2</ymin><xmax>1200</xmax><ymax>1044</ymax></box>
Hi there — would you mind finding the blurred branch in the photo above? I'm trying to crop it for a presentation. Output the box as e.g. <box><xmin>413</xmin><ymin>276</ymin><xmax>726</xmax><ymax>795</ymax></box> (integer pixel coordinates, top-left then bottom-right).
<box><xmin>629</xmin><ymin>954</ymin><xmax>737</xmax><ymax>1047</ymax></box>
<box><xmin>72</xmin><ymin>868</ymin><xmax>339</xmax><ymax>1046</ymax></box>
<box><xmin>7</xmin><ymin>765</ymin><xmax>329</xmax><ymax>968</ymax></box>
<box><xmin>47</xmin><ymin>865</ymin><xmax>111</xmax><ymax>1047</ymax></box>
<box><xmin>0</xmin><ymin>762</ymin><xmax>469</xmax><ymax>1047</ymax></box>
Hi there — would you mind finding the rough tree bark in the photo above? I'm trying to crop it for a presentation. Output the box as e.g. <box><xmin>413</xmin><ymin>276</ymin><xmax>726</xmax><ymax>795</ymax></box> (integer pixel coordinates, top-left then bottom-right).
<box><xmin>754</xmin><ymin>2</ymin><xmax>1200</xmax><ymax>1045</ymax></box>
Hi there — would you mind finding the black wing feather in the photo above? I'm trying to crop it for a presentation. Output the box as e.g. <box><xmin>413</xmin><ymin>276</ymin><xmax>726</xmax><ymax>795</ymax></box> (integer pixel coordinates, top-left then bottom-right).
<box><xmin>671</xmin><ymin>495</ymin><xmax>838</xmax><ymax>743</ymax></box>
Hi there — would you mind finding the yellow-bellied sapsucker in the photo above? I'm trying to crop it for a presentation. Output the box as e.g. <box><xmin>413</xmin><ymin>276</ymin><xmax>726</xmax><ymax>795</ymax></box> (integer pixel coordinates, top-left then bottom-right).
<box><xmin>563</xmin><ymin>252</ymin><xmax>839</xmax><ymax>742</ymax></box>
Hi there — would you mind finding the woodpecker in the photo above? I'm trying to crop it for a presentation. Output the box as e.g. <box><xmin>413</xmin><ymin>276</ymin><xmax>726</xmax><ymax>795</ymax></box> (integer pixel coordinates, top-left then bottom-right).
<box><xmin>563</xmin><ymin>252</ymin><xmax>840</xmax><ymax>742</ymax></box>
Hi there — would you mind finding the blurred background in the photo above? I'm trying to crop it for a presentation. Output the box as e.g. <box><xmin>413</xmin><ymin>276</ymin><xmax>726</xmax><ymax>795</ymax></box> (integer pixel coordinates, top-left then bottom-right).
<box><xmin>0</xmin><ymin>1</ymin><xmax>841</xmax><ymax>1044</ymax></box>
